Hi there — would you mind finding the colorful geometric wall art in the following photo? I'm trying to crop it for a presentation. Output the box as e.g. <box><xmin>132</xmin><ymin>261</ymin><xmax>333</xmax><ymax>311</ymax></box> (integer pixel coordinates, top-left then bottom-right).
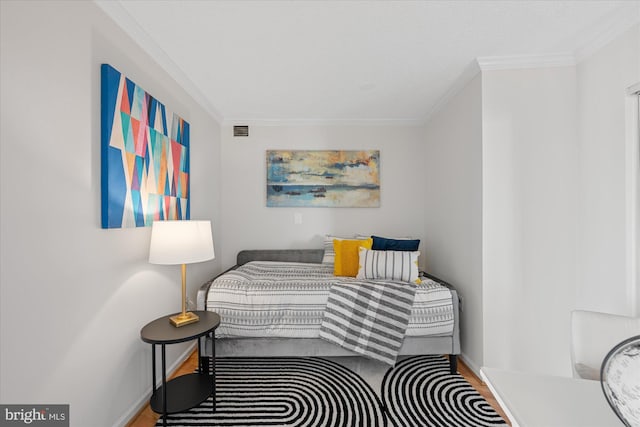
<box><xmin>267</xmin><ymin>150</ymin><xmax>380</xmax><ymax>207</ymax></box>
<box><xmin>101</xmin><ymin>64</ymin><xmax>190</xmax><ymax>228</ymax></box>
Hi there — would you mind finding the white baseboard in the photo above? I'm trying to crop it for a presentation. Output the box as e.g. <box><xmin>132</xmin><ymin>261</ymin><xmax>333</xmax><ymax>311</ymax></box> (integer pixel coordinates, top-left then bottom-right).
<box><xmin>460</xmin><ymin>351</ymin><xmax>482</xmax><ymax>378</ymax></box>
<box><xmin>113</xmin><ymin>343</ymin><xmax>196</xmax><ymax>427</ymax></box>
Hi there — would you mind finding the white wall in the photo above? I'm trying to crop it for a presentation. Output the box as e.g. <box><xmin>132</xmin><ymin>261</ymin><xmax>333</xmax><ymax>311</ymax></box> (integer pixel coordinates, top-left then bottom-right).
<box><xmin>482</xmin><ymin>66</ymin><xmax>578</xmax><ymax>376</ymax></box>
<box><xmin>422</xmin><ymin>74</ymin><xmax>484</xmax><ymax>372</ymax></box>
<box><xmin>423</xmin><ymin>24</ymin><xmax>639</xmax><ymax>378</ymax></box>
<box><xmin>575</xmin><ymin>24</ymin><xmax>640</xmax><ymax>316</ymax></box>
<box><xmin>0</xmin><ymin>2</ymin><xmax>221</xmax><ymax>426</ymax></box>
<box><xmin>218</xmin><ymin>125</ymin><xmax>427</xmax><ymax>269</ymax></box>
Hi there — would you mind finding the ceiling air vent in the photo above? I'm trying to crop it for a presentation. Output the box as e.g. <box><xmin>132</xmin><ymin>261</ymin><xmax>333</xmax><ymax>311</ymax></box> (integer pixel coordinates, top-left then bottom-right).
<box><xmin>233</xmin><ymin>125</ymin><xmax>249</xmax><ymax>137</ymax></box>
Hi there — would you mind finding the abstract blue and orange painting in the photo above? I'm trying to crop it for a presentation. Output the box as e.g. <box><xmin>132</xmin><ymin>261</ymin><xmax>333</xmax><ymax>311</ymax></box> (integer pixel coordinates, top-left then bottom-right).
<box><xmin>101</xmin><ymin>64</ymin><xmax>190</xmax><ymax>228</ymax></box>
<box><xmin>266</xmin><ymin>150</ymin><xmax>380</xmax><ymax>207</ymax></box>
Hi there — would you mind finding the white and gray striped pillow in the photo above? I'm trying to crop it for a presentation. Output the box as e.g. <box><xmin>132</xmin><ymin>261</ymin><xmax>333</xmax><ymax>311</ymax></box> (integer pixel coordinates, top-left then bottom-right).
<box><xmin>356</xmin><ymin>247</ymin><xmax>420</xmax><ymax>284</ymax></box>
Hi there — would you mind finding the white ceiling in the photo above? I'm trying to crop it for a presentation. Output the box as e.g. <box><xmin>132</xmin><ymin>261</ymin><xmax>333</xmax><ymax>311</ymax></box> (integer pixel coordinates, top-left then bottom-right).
<box><xmin>99</xmin><ymin>1</ymin><xmax>640</xmax><ymax>125</ymax></box>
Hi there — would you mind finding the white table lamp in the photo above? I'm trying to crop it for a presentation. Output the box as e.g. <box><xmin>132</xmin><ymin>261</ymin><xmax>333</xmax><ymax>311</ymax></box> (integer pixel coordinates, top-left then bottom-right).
<box><xmin>149</xmin><ymin>220</ymin><xmax>215</xmax><ymax>327</ymax></box>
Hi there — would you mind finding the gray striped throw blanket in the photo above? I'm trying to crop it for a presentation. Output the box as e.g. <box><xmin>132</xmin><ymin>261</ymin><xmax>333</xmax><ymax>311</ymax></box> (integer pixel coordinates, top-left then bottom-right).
<box><xmin>319</xmin><ymin>279</ymin><xmax>417</xmax><ymax>365</ymax></box>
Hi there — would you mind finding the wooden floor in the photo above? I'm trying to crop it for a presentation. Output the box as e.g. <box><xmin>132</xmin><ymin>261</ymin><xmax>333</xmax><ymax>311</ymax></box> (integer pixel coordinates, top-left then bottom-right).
<box><xmin>128</xmin><ymin>352</ymin><xmax>510</xmax><ymax>426</ymax></box>
<box><xmin>457</xmin><ymin>358</ymin><xmax>511</xmax><ymax>425</ymax></box>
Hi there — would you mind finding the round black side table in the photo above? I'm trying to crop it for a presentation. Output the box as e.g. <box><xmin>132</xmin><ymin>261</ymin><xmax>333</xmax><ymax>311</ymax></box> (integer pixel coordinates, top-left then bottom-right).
<box><xmin>141</xmin><ymin>311</ymin><xmax>220</xmax><ymax>426</ymax></box>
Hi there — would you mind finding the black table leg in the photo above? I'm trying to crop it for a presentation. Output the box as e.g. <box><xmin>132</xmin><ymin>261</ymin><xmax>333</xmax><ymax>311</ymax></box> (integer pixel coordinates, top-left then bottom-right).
<box><xmin>212</xmin><ymin>332</ymin><xmax>216</xmax><ymax>413</ymax></box>
<box><xmin>162</xmin><ymin>344</ymin><xmax>167</xmax><ymax>427</ymax></box>
<box><xmin>152</xmin><ymin>344</ymin><xmax>156</xmax><ymax>394</ymax></box>
<box><xmin>197</xmin><ymin>337</ymin><xmax>202</xmax><ymax>374</ymax></box>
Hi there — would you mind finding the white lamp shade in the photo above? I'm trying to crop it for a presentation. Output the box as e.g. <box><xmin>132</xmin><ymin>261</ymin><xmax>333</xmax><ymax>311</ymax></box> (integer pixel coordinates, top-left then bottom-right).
<box><xmin>149</xmin><ymin>220</ymin><xmax>215</xmax><ymax>265</ymax></box>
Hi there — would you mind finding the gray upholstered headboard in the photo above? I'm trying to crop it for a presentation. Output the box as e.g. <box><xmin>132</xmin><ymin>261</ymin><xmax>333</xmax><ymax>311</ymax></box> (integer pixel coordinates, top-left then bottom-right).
<box><xmin>236</xmin><ymin>249</ymin><xmax>324</xmax><ymax>266</ymax></box>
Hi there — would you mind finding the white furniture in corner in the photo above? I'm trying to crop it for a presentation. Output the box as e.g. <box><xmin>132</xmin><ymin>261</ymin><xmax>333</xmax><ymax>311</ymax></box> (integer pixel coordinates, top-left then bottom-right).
<box><xmin>480</xmin><ymin>367</ymin><xmax>622</xmax><ymax>427</ymax></box>
<box><xmin>570</xmin><ymin>310</ymin><xmax>640</xmax><ymax>380</ymax></box>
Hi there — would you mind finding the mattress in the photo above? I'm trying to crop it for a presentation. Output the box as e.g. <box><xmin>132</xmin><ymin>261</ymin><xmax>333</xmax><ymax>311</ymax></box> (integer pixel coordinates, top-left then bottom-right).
<box><xmin>206</xmin><ymin>261</ymin><xmax>454</xmax><ymax>339</ymax></box>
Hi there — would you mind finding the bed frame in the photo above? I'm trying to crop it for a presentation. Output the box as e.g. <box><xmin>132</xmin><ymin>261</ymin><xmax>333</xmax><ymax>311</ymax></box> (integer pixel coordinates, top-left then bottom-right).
<box><xmin>197</xmin><ymin>249</ymin><xmax>461</xmax><ymax>373</ymax></box>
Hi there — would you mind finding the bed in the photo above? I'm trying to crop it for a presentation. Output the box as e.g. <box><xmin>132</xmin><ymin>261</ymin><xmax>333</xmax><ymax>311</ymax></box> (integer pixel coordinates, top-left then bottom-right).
<box><xmin>197</xmin><ymin>249</ymin><xmax>460</xmax><ymax>373</ymax></box>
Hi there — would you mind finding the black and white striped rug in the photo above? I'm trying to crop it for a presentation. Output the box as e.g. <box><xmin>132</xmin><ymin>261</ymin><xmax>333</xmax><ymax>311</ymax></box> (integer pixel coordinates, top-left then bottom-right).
<box><xmin>155</xmin><ymin>357</ymin><xmax>387</xmax><ymax>426</ymax></box>
<box><xmin>155</xmin><ymin>356</ymin><xmax>507</xmax><ymax>427</ymax></box>
<box><xmin>382</xmin><ymin>355</ymin><xmax>508</xmax><ymax>427</ymax></box>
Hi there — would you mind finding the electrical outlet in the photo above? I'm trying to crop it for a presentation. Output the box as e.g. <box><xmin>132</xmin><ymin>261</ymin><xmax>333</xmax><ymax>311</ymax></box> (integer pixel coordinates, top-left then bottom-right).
<box><xmin>458</xmin><ymin>294</ymin><xmax>464</xmax><ymax>312</ymax></box>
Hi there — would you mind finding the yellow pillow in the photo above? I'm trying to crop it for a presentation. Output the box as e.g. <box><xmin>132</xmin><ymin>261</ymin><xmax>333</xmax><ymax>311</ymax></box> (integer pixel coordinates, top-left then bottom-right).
<box><xmin>333</xmin><ymin>238</ymin><xmax>373</xmax><ymax>277</ymax></box>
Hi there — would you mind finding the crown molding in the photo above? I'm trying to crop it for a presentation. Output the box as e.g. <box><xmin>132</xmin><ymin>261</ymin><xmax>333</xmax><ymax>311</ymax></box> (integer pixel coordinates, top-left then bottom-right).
<box><xmin>96</xmin><ymin>0</ymin><xmax>637</xmax><ymax>128</ymax></box>
<box><xmin>424</xmin><ymin>60</ymin><xmax>481</xmax><ymax>124</ymax></box>
<box><xmin>424</xmin><ymin>52</ymin><xmax>575</xmax><ymax>124</ymax></box>
<box><xmin>574</xmin><ymin>3</ymin><xmax>640</xmax><ymax>63</ymax></box>
<box><xmin>94</xmin><ymin>0</ymin><xmax>224</xmax><ymax>124</ymax></box>
<box><xmin>477</xmin><ymin>53</ymin><xmax>576</xmax><ymax>71</ymax></box>
<box><xmin>222</xmin><ymin>118</ymin><xmax>426</xmax><ymax>127</ymax></box>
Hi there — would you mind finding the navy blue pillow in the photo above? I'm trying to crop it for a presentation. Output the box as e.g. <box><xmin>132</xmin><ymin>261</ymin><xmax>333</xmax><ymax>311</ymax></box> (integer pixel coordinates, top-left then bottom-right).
<box><xmin>371</xmin><ymin>235</ymin><xmax>420</xmax><ymax>251</ymax></box>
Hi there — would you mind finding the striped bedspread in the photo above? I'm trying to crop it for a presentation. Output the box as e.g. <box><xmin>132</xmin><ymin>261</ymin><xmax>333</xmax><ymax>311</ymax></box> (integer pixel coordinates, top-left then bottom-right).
<box><xmin>319</xmin><ymin>279</ymin><xmax>416</xmax><ymax>365</ymax></box>
<box><xmin>206</xmin><ymin>261</ymin><xmax>454</xmax><ymax>340</ymax></box>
